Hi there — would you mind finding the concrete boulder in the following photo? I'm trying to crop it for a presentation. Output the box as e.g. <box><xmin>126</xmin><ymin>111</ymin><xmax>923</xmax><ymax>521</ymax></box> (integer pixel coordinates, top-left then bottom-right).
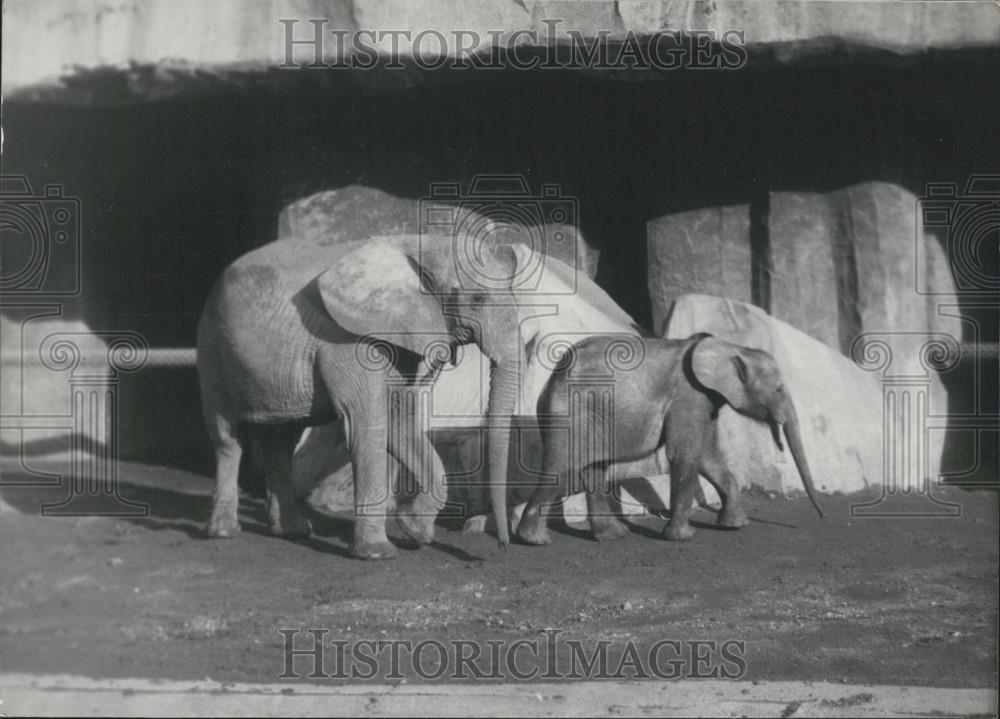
<box><xmin>279</xmin><ymin>185</ymin><xmax>598</xmax><ymax>278</ymax></box>
<box><xmin>647</xmin><ymin>203</ymin><xmax>752</xmax><ymax>336</ymax></box>
<box><xmin>768</xmin><ymin>182</ymin><xmax>961</xmax><ymax>357</ymax></box>
<box><xmin>0</xmin><ymin>314</ymin><xmax>111</xmax><ymax>460</ymax></box>
<box><xmin>648</xmin><ymin>183</ymin><xmax>962</xmax><ymax>362</ymax></box>
<box><xmin>278</xmin><ymin>185</ymin><xmax>431</xmax><ymax>243</ymax></box>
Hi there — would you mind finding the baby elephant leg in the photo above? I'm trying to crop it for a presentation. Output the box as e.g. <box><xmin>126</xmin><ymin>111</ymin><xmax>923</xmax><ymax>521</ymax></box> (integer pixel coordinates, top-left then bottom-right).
<box><xmin>663</xmin><ymin>459</ymin><xmax>699</xmax><ymax>541</ymax></box>
<box><xmin>517</xmin><ymin>483</ymin><xmax>561</xmax><ymax>546</ymax></box>
<box><xmin>584</xmin><ymin>465</ymin><xmax>628</xmax><ymax>542</ymax></box>
<box><xmin>517</xmin><ymin>438</ymin><xmax>571</xmax><ymax>546</ymax></box>
<box><xmin>700</xmin><ymin>450</ymin><xmax>749</xmax><ymax>529</ymax></box>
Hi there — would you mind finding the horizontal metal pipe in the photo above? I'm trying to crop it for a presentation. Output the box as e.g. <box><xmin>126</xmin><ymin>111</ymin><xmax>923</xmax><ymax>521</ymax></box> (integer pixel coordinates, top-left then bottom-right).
<box><xmin>0</xmin><ymin>344</ymin><xmax>996</xmax><ymax>370</ymax></box>
<box><xmin>1</xmin><ymin>348</ymin><xmax>198</xmax><ymax>369</ymax></box>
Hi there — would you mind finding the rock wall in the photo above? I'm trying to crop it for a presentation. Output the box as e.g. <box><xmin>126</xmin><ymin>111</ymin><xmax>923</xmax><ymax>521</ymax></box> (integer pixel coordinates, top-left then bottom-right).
<box><xmin>649</xmin><ymin>182</ymin><xmax>963</xmax><ymax>356</ymax></box>
<box><xmin>4</xmin><ymin>0</ymin><xmax>998</xmax><ymax>102</ymax></box>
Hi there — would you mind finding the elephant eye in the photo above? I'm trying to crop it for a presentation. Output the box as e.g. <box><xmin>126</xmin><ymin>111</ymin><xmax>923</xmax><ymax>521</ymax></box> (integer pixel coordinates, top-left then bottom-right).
<box><xmin>471</xmin><ymin>292</ymin><xmax>488</xmax><ymax>305</ymax></box>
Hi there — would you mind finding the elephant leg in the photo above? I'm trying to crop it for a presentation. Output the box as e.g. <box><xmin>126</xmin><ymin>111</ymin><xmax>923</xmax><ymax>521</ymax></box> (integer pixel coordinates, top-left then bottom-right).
<box><xmin>395</xmin><ymin>442</ymin><xmax>446</xmax><ymax>546</ymax></box>
<box><xmin>387</xmin><ymin>387</ymin><xmax>445</xmax><ymax>545</ymax></box>
<box><xmin>205</xmin><ymin>413</ymin><xmax>243</xmax><ymax>539</ymax></box>
<box><xmin>336</xmin><ymin>401</ymin><xmax>399</xmax><ymax>560</ymax></box>
<box><xmin>663</xmin><ymin>458</ymin><xmax>700</xmax><ymax>541</ymax></box>
<box><xmin>517</xmin><ymin>484</ymin><xmax>561</xmax><ymax>546</ymax></box>
<box><xmin>259</xmin><ymin>425</ymin><xmax>312</xmax><ymax>538</ymax></box>
<box><xmin>517</xmin><ymin>443</ymin><xmax>568</xmax><ymax>546</ymax></box>
<box><xmin>317</xmin><ymin>350</ymin><xmax>396</xmax><ymax>560</ymax></box>
<box><xmin>349</xmin><ymin>439</ymin><xmax>397</xmax><ymax>560</ymax></box>
<box><xmin>700</xmin><ymin>449</ymin><xmax>748</xmax><ymax>529</ymax></box>
<box><xmin>584</xmin><ymin>465</ymin><xmax>628</xmax><ymax>542</ymax></box>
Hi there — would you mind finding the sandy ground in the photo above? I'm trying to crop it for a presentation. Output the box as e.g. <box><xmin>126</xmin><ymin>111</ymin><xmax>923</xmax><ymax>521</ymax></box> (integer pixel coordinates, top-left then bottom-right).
<box><xmin>0</xmin><ymin>462</ymin><xmax>996</xmax><ymax>691</ymax></box>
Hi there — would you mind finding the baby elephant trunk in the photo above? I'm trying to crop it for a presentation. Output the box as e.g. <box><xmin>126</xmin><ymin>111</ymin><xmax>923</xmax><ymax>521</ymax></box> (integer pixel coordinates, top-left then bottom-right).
<box><xmin>771</xmin><ymin>408</ymin><xmax>824</xmax><ymax>518</ymax></box>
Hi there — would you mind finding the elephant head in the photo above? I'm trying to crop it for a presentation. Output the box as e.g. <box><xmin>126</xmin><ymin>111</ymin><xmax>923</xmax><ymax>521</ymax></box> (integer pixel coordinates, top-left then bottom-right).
<box><xmin>317</xmin><ymin>234</ymin><xmax>526</xmax><ymax>543</ymax></box>
<box><xmin>690</xmin><ymin>336</ymin><xmax>824</xmax><ymax>518</ymax></box>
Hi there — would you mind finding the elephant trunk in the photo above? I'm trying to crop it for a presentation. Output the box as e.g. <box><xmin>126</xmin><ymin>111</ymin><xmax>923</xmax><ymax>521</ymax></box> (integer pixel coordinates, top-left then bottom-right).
<box><xmin>488</xmin><ymin>360</ymin><xmax>520</xmax><ymax>546</ymax></box>
<box><xmin>780</xmin><ymin>411</ymin><xmax>824</xmax><ymax>518</ymax></box>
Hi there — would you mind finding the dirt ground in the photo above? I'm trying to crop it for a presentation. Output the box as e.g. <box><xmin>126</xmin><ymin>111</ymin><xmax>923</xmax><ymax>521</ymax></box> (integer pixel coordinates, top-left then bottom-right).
<box><xmin>1</xmin><ymin>462</ymin><xmax>996</xmax><ymax>689</ymax></box>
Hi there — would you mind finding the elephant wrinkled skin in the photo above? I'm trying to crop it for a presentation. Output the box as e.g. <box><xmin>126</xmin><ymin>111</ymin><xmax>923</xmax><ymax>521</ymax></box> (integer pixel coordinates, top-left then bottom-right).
<box><xmin>197</xmin><ymin>232</ymin><xmax>632</xmax><ymax>558</ymax></box>
<box><xmin>198</xmin><ymin>234</ymin><xmax>527</xmax><ymax>559</ymax></box>
<box><xmin>515</xmin><ymin>333</ymin><xmax>824</xmax><ymax>546</ymax></box>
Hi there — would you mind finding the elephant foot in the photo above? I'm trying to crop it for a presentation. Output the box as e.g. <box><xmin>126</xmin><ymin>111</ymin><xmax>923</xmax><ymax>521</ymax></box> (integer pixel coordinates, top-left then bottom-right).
<box><xmin>515</xmin><ymin>512</ymin><xmax>551</xmax><ymax>546</ymax></box>
<box><xmin>718</xmin><ymin>506</ymin><xmax>750</xmax><ymax>529</ymax></box>
<box><xmin>350</xmin><ymin>539</ymin><xmax>398</xmax><ymax>561</ymax></box>
<box><xmin>270</xmin><ymin>516</ymin><xmax>313</xmax><ymax>539</ymax></box>
<box><xmin>663</xmin><ymin>521</ymin><xmax>695</xmax><ymax>541</ymax></box>
<box><xmin>205</xmin><ymin>511</ymin><xmax>241</xmax><ymax>539</ymax></box>
<box><xmin>396</xmin><ymin>511</ymin><xmax>436</xmax><ymax>545</ymax></box>
<box><xmin>591</xmin><ymin>516</ymin><xmax>629</xmax><ymax>542</ymax></box>
<box><xmin>267</xmin><ymin>495</ymin><xmax>313</xmax><ymax>538</ymax></box>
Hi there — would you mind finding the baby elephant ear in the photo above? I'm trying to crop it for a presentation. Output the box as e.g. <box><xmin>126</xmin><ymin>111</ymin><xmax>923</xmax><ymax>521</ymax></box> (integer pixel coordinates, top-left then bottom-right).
<box><xmin>317</xmin><ymin>238</ymin><xmax>450</xmax><ymax>358</ymax></box>
<box><xmin>690</xmin><ymin>336</ymin><xmax>750</xmax><ymax>410</ymax></box>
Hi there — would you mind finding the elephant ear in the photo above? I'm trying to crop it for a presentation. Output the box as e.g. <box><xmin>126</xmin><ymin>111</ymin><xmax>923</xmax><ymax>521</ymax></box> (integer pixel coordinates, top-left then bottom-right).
<box><xmin>690</xmin><ymin>336</ymin><xmax>750</xmax><ymax>410</ymax></box>
<box><xmin>316</xmin><ymin>238</ymin><xmax>449</xmax><ymax>357</ymax></box>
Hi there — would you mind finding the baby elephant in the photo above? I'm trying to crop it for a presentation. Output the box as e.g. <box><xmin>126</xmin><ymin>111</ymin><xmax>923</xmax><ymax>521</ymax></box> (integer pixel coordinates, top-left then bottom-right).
<box><xmin>514</xmin><ymin>332</ymin><xmax>824</xmax><ymax>546</ymax></box>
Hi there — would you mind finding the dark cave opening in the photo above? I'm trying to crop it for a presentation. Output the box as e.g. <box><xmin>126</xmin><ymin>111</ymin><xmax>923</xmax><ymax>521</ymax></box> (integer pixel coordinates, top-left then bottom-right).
<box><xmin>2</xmin><ymin>48</ymin><xmax>996</xmax><ymax>480</ymax></box>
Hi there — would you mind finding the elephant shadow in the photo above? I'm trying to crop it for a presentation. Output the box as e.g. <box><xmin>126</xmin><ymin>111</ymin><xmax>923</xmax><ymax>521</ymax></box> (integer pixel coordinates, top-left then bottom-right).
<box><xmin>0</xmin><ymin>462</ymin><xmax>360</xmax><ymax>559</ymax></box>
<box><xmin>543</xmin><ymin>476</ymin><xmax>745</xmax><ymax>541</ymax></box>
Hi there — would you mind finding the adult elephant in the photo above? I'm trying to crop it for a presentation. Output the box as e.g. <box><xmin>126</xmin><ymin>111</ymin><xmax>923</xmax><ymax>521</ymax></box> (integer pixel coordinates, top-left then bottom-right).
<box><xmin>199</xmin><ymin>232</ymin><xmax>594</xmax><ymax>559</ymax></box>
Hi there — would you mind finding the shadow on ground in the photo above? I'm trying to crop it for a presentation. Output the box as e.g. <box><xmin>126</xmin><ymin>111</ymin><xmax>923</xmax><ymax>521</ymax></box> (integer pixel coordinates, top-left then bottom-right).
<box><xmin>0</xmin><ymin>461</ymin><xmax>996</xmax><ymax>688</ymax></box>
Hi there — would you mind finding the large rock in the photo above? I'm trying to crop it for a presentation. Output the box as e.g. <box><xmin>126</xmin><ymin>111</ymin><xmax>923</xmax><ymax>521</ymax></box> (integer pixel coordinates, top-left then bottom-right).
<box><xmin>278</xmin><ymin>185</ymin><xmax>431</xmax><ymax>242</ymax></box>
<box><xmin>647</xmin><ymin>203</ymin><xmax>752</xmax><ymax>336</ymax></box>
<box><xmin>666</xmin><ymin>293</ymin><xmax>888</xmax><ymax>496</ymax></box>
<box><xmin>768</xmin><ymin>184</ymin><xmax>960</xmax><ymax>478</ymax></box>
<box><xmin>5</xmin><ymin>0</ymin><xmax>998</xmax><ymax>102</ymax></box>
<box><xmin>0</xmin><ymin>314</ymin><xmax>110</xmax><ymax>459</ymax></box>
<box><xmin>768</xmin><ymin>182</ymin><xmax>961</xmax><ymax>356</ymax></box>
<box><xmin>278</xmin><ymin>185</ymin><xmax>598</xmax><ymax>278</ymax></box>
<box><xmin>648</xmin><ymin>182</ymin><xmax>962</xmax><ymax>361</ymax></box>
